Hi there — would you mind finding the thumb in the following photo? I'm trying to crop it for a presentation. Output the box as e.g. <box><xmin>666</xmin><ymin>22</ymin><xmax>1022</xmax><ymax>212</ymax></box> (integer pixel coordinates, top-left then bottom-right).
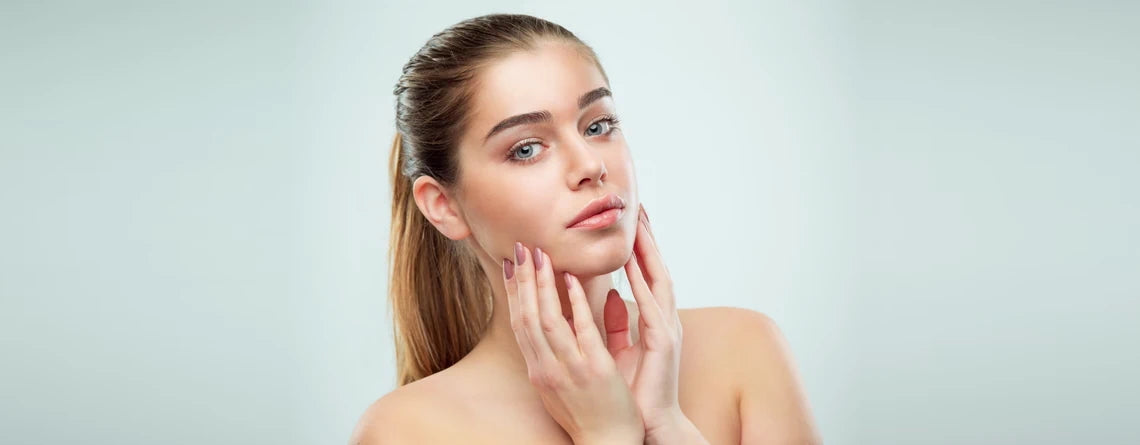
<box><xmin>603</xmin><ymin>289</ymin><xmax>632</xmax><ymax>353</ymax></box>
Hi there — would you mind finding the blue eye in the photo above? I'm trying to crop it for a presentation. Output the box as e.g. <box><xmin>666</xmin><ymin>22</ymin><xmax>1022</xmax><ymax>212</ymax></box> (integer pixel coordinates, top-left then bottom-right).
<box><xmin>508</xmin><ymin>140</ymin><xmax>544</xmax><ymax>163</ymax></box>
<box><xmin>586</xmin><ymin>120</ymin><xmax>610</xmax><ymax>136</ymax></box>
<box><xmin>505</xmin><ymin>114</ymin><xmax>622</xmax><ymax>165</ymax></box>
<box><xmin>587</xmin><ymin>114</ymin><xmax>622</xmax><ymax>137</ymax></box>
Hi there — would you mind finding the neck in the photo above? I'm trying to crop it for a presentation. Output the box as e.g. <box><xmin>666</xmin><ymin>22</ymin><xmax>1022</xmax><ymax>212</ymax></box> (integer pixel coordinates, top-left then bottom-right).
<box><xmin>462</xmin><ymin>247</ymin><xmax>616</xmax><ymax>382</ymax></box>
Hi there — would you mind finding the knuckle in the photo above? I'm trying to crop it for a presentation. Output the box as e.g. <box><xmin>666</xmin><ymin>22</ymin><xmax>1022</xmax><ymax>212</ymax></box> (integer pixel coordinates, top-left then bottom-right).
<box><xmin>564</xmin><ymin>356</ymin><xmax>584</xmax><ymax>371</ymax></box>
<box><xmin>540</xmin><ymin>317</ymin><xmax>560</xmax><ymax>334</ymax></box>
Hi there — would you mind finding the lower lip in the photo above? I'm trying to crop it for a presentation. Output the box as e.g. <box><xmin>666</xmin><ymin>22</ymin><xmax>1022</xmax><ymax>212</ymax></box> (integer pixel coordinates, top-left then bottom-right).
<box><xmin>569</xmin><ymin>208</ymin><xmax>623</xmax><ymax>230</ymax></box>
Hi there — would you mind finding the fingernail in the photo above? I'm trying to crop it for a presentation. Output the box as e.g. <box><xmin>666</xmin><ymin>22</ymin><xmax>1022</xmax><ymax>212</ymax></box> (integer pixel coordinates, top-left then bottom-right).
<box><xmin>640</xmin><ymin>204</ymin><xmax>653</xmax><ymax>232</ymax></box>
<box><xmin>563</xmin><ymin>272</ymin><xmax>572</xmax><ymax>287</ymax></box>
<box><xmin>503</xmin><ymin>258</ymin><xmax>514</xmax><ymax>279</ymax></box>
<box><xmin>534</xmin><ymin>247</ymin><xmax>544</xmax><ymax>269</ymax></box>
<box><xmin>514</xmin><ymin>242</ymin><xmax>526</xmax><ymax>266</ymax></box>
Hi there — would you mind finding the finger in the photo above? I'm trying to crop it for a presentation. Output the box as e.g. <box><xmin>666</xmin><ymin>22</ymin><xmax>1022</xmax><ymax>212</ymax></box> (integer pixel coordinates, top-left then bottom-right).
<box><xmin>639</xmin><ymin>203</ymin><xmax>657</xmax><ymax>244</ymax></box>
<box><xmin>624</xmin><ymin>250</ymin><xmax>666</xmax><ymax>331</ymax></box>
<box><xmin>514</xmin><ymin>242</ymin><xmax>558</xmax><ymax>368</ymax></box>
<box><xmin>533</xmin><ymin>247</ymin><xmax>582</xmax><ymax>364</ymax></box>
<box><xmin>503</xmin><ymin>256</ymin><xmax>539</xmax><ymax>367</ymax></box>
<box><xmin>635</xmin><ymin>213</ymin><xmax>675</xmax><ymax>314</ymax></box>
<box><xmin>603</xmin><ymin>289</ymin><xmax>632</xmax><ymax>354</ymax></box>
<box><xmin>564</xmin><ymin>271</ymin><xmax>606</xmax><ymax>358</ymax></box>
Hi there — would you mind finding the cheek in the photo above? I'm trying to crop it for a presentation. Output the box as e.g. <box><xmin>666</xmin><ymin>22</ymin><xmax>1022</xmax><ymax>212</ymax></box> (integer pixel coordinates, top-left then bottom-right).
<box><xmin>464</xmin><ymin>176</ymin><xmax>557</xmax><ymax>249</ymax></box>
<box><xmin>606</xmin><ymin>144</ymin><xmax>634</xmax><ymax>175</ymax></box>
<box><xmin>455</xmin><ymin>153</ymin><xmax>538</xmax><ymax>247</ymax></box>
<box><xmin>606</xmin><ymin>151</ymin><xmax>637</xmax><ymax>195</ymax></box>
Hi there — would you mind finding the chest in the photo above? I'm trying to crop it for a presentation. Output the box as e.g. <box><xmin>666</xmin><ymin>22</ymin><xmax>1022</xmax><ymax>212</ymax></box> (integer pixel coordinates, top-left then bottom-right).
<box><xmin>434</xmin><ymin>353</ymin><xmax>741</xmax><ymax>445</ymax></box>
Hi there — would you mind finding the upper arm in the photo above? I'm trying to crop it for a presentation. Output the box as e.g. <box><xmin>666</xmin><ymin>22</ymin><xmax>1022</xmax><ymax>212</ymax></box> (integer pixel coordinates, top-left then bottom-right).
<box><xmin>728</xmin><ymin>309</ymin><xmax>821</xmax><ymax>445</ymax></box>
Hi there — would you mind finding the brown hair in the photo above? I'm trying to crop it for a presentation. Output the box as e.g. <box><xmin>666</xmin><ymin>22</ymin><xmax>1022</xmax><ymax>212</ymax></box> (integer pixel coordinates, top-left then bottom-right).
<box><xmin>389</xmin><ymin>14</ymin><xmax>610</xmax><ymax>386</ymax></box>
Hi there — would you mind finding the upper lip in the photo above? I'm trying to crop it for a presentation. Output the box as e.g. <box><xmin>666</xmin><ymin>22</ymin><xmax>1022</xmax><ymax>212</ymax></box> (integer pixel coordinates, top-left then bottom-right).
<box><xmin>567</xmin><ymin>193</ymin><xmax>626</xmax><ymax>227</ymax></box>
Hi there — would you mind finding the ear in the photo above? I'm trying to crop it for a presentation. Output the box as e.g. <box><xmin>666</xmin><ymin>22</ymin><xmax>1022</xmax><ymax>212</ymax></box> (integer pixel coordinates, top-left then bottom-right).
<box><xmin>412</xmin><ymin>175</ymin><xmax>471</xmax><ymax>241</ymax></box>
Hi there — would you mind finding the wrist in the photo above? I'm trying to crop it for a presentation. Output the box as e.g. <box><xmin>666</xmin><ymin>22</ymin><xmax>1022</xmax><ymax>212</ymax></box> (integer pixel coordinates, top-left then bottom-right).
<box><xmin>644</xmin><ymin>409</ymin><xmax>709</xmax><ymax>445</ymax></box>
<box><xmin>574</xmin><ymin>429</ymin><xmax>644</xmax><ymax>445</ymax></box>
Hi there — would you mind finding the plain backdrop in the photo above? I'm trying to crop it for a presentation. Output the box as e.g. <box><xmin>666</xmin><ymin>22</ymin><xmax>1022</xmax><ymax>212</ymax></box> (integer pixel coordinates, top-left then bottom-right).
<box><xmin>2</xmin><ymin>1</ymin><xmax>1137</xmax><ymax>444</ymax></box>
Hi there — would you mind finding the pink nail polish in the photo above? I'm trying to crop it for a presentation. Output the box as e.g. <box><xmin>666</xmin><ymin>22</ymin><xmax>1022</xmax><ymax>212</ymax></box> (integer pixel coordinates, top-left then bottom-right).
<box><xmin>534</xmin><ymin>247</ymin><xmax>544</xmax><ymax>269</ymax></box>
<box><xmin>514</xmin><ymin>242</ymin><xmax>526</xmax><ymax>266</ymax></box>
<box><xmin>503</xmin><ymin>258</ymin><xmax>514</xmax><ymax>279</ymax></box>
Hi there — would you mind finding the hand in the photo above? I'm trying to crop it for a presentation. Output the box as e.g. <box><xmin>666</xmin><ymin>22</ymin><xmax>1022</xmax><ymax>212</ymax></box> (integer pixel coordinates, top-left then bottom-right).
<box><xmin>503</xmin><ymin>242</ymin><xmax>645</xmax><ymax>445</ymax></box>
<box><xmin>604</xmin><ymin>204</ymin><xmax>689</xmax><ymax>438</ymax></box>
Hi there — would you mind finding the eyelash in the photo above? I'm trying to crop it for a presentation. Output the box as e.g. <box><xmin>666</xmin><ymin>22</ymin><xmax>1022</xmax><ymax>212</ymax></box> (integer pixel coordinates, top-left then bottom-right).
<box><xmin>505</xmin><ymin>114</ymin><xmax>622</xmax><ymax>165</ymax></box>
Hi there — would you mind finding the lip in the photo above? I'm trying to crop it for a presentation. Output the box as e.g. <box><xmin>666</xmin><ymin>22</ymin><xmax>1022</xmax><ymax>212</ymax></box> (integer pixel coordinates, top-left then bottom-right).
<box><xmin>567</xmin><ymin>193</ymin><xmax>626</xmax><ymax>229</ymax></box>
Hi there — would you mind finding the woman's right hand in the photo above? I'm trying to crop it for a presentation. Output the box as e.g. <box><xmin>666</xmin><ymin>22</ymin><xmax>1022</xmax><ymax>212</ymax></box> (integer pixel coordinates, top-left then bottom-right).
<box><xmin>503</xmin><ymin>242</ymin><xmax>645</xmax><ymax>445</ymax></box>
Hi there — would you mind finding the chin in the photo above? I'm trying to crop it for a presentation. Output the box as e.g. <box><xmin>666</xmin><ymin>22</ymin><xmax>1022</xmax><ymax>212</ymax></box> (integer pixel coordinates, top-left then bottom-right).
<box><xmin>554</xmin><ymin>228</ymin><xmax>634</xmax><ymax>277</ymax></box>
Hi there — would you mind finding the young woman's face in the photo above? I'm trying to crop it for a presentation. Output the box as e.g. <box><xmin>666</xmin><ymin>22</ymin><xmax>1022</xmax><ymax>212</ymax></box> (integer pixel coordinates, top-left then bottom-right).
<box><xmin>455</xmin><ymin>41</ymin><xmax>637</xmax><ymax>277</ymax></box>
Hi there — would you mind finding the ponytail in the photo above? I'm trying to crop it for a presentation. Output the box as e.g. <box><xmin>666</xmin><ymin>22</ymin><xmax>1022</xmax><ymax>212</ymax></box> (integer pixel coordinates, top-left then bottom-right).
<box><xmin>388</xmin><ymin>132</ymin><xmax>492</xmax><ymax>386</ymax></box>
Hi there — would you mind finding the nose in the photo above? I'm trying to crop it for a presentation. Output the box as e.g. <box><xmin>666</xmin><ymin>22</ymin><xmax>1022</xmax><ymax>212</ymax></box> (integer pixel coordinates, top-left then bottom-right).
<box><xmin>565</xmin><ymin>134</ymin><xmax>607</xmax><ymax>190</ymax></box>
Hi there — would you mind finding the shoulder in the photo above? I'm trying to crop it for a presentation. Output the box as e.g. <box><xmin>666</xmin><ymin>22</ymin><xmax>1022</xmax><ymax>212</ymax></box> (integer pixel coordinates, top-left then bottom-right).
<box><xmin>674</xmin><ymin>306</ymin><xmax>787</xmax><ymax>389</ymax></box>
<box><xmin>678</xmin><ymin>306</ymin><xmax>820</xmax><ymax>444</ymax></box>
<box><xmin>348</xmin><ymin>387</ymin><xmax>417</xmax><ymax>445</ymax></box>
<box><xmin>677</xmin><ymin>306</ymin><xmax>781</xmax><ymax>350</ymax></box>
<box><xmin>348</xmin><ymin>376</ymin><xmax>450</xmax><ymax>445</ymax></box>
<box><xmin>678</xmin><ymin>306</ymin><xmax>774</xmax><ymax>329</ymax></box>
<box><xmin>680</xmin><ymin>307</ymin><xmax>790</xmax><ymax>387</ymax></box>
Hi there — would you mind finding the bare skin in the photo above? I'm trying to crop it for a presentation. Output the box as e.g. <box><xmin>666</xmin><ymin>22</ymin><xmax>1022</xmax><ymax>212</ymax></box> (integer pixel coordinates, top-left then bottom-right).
<box><xmin>350</xmin><ymin>303</ymin><xmax>818</xmax><ymax>444</ymax></box>
<box><xmin>352</xmin><ymin>40</ymin><xmax>819</xmax><ymax>444</ymax></box>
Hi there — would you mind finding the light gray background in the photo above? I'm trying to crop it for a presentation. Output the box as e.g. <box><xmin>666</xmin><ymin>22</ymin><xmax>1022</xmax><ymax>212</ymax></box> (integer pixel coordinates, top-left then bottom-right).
<box><xmin>2</xmin><ymin>1</ymin><xmax>1136</xmax><ymax>444</ymax></box>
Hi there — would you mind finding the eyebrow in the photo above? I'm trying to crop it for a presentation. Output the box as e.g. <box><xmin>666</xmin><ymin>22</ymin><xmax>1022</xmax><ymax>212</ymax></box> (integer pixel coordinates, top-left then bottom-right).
<box><xmin>483</xmin><ymin>87</ymin><xmax>612</xmax><ymax>143</ymax></box>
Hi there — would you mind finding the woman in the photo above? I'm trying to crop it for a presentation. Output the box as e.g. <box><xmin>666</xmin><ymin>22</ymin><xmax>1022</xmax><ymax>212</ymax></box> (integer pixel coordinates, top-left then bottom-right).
<box><xmin>351</xmin><ymin>13</ymin><xmax>819</xmax><ymax>445</ymax></box>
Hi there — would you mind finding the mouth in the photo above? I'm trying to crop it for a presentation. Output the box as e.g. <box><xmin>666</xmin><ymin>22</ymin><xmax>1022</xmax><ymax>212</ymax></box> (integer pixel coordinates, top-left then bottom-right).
<box><xmin>567</xmin><ymin>193</ymin><xmax>626</xmax><ymax>230</ymax></box>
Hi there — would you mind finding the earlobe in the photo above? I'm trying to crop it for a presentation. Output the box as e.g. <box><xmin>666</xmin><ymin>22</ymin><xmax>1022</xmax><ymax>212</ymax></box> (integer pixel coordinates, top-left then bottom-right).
<box><xmin>412</xmin><ymin>176</ymin><xmax>470</xmax><ymax>241</ymax></box>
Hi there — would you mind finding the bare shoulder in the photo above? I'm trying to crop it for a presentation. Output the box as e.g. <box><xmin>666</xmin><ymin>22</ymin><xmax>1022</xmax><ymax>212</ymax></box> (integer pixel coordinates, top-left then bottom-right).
<box><xmin>677</xmin><ymin>306</ymin><xmax>783</xmax><ymax>357</ymax></box>
<box><xmin>348</xmin><ymin>375</ymin><xmax>451</xmax><ymax>445</ymax></box>
<box><xmin>677</xmin><ymin>305</ymin><xmax>775</xmax><ymax>331</ymax></box>
<box><xmin>678</xmin><ymin>306</ymin><xmax>820</xmax><ymax>444</ymax></box>
<box><xmin>680</xmin><ymin>306</ymin><xmax>792</xmax><ymax>382</ymax></box>
<box><xmin>348</xmin><ymin>386</ymin><xmax>418</xmax><ymax>445</ymax></box>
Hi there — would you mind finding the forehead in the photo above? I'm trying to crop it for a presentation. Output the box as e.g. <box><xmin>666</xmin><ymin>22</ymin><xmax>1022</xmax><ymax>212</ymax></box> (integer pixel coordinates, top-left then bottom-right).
<box><xmin>466</xmin><ymin>42</ymin><xmax>609</xmax><ymax>133</ymax></box>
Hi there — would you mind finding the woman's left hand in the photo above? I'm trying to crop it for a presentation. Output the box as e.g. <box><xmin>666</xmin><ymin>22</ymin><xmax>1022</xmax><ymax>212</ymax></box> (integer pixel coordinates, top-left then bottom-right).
<box><xmin>604</xmin><ymin>204</ymin><xmax>696</xmax><ymax>441</ymax></box>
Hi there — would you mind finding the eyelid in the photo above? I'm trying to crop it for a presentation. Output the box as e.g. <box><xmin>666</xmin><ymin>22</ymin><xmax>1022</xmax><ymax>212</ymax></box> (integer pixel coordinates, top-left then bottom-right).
<box><xmin>505</xmin><ymin>113</ymin><xmax>621</xmax><ymax>161</ymax></box>
<box><xmin>585</xmin><ymin>113</ymin><xmax>616</xmax><ymax>131</ymax></box>
<box><xmin>508</xmin><ymin>137</ymin><xmax>542</xmax><ymax>153</ymax></box>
